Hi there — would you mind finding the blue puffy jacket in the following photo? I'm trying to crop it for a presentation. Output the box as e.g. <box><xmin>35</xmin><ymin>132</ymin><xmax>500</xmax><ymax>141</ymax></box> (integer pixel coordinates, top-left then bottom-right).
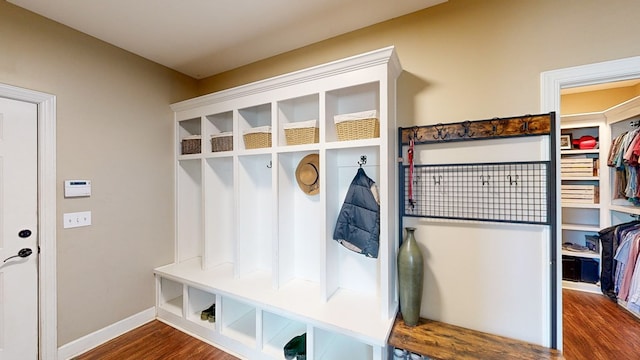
<box><xmin>333</xmin><ymin>168</ymin><xmax>380</xmax><ymax>258</ymax></box>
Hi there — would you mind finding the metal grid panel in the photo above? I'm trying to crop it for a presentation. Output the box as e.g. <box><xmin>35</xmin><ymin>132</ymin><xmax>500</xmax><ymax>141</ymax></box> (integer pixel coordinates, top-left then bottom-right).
<box><xmin>403</xmin><ymin>161</ymin><xmax>550</xmax><ymax>224</ymax></box>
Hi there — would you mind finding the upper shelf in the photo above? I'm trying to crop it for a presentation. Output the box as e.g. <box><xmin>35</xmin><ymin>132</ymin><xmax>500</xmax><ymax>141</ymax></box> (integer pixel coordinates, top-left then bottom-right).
<box><xmin>561</xmin><ymin>149</ymin><xmax>599</xmax><ymax>155</ymax></box>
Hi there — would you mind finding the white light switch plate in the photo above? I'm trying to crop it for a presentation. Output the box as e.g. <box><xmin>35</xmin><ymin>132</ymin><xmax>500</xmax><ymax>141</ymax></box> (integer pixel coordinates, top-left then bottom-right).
<box><xmin>63</xmin><ymin>211</ymin><xmax>92</xmax><ymax>228</ymax></box>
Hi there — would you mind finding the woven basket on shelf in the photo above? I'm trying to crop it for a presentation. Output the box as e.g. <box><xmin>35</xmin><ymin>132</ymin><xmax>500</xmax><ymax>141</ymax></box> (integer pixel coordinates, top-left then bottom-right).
<box><xmin>285</xmin><ymin>127</ymin><xmax>319</xmax><ymax>145</ymax></box>
<box><xmin>284</xmin><ymin>120</ymin><xmax>319</xmax><ymax>145</ymax></box>
<box><xmin>243</xmin><ymin>126</ymin><xmax>272</xmax><ymax>149</ymax></box>
<box><xmin>334</xmin><ymin>110</ymin><xmax>379</xmax><ymax>141</ymax></box>
<box><xmin>181</xmin><ymin>135</ymin><xmax>201</xmax><ymax>154</ymax></box>
<box><xmin>211</xmin><ymin>133</ymin><xmax>233</xmax><ymax>152</ymax></box>
<box><xmin>335</xmin><ymin>118</ymin><xmax>379</xmax><ymax>141</ymax></box>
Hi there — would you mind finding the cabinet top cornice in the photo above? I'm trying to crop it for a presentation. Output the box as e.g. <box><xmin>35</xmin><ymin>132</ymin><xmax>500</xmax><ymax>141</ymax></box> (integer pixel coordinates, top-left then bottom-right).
<box><xmin>171</xmin><ymin>46</ymin><xmax>401</xmax><ymax>113</ymax></box>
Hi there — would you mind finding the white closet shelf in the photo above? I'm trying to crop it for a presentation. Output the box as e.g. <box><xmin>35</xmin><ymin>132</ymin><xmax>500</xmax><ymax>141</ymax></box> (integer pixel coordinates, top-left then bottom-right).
<box><xmin>561</xmin><ymin>176</ymin><xmax>599</xmax><ymax>181</ymax></box>
<box><xmin>154</xmin><ymin>258</ymin><xmax>394</xmax><ymax>346</ymax></box>
<box><xmin>560</xmin><ymin>149</ymin><xmax>599</xmax><ymax>155</ymax></box>
<box><xmin>609</xmin><ymin>204</ymin><xmax>640</xmax><ymax>215</ymax></box>
<box><xmin>561</xmin><ymin>202</ymin><xmax>601</xmax><ymax>209</ymax></box>
<box><xmin>561</xmin><ymin>249</ymin><xmax>599</xmax><ymax>259</ymax></box>
<box><xmin>561</xmin><ymin>224</ymin><xmax>600</xmax><ymax>232</ymax></box>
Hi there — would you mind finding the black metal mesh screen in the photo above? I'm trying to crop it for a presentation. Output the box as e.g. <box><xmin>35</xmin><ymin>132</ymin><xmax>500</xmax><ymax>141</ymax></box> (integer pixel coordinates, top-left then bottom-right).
<box><xmin>403</xmin><ymin>161</ymin><xmax>550</xmax><ymax>224</ymax></box>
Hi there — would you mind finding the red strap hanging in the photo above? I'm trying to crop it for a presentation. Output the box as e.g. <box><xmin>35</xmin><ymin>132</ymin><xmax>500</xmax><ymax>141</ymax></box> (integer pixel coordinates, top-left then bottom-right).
<box><xmin>408</xmin><ymin>136</ymin><xmax>415</xmax><ymax>209</ymax></box>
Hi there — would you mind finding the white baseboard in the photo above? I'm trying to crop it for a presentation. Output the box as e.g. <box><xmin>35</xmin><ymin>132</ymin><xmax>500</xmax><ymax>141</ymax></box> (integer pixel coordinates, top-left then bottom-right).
<box><xmin>57</xmin><ymin>307</ymin><xmax>156</xmax><ymax>360</ymax></box>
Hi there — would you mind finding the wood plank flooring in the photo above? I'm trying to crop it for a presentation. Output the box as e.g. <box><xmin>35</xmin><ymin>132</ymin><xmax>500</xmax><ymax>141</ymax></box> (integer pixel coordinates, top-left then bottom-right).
<box><xmin>562</xmin><ymin>288</ymin><xmax>640</xmax><ymax>360</ymax></box>
<box><xmin>73</xmin><ymin>289</ymin><xmax>640</xmax><ymax>360</ymax></box>
<box><xmin>72</xmin><ymin>320</ymin><xmax>239</xmax><ymax>360</ymax></box>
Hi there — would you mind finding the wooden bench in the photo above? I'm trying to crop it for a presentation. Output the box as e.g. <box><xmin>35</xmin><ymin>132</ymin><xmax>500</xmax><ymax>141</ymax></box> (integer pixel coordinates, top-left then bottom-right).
<box><xmin>388</xmin><ymin>316</ymin><xmax>564</xmax><ymax>360</ymax></box>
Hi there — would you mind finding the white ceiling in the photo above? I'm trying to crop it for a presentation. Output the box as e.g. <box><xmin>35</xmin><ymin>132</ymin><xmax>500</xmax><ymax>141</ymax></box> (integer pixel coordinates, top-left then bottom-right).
<box><xmin>9</xmin><ymin>0</ymin><xmax>446</xmax><ymax>79</ymax></box>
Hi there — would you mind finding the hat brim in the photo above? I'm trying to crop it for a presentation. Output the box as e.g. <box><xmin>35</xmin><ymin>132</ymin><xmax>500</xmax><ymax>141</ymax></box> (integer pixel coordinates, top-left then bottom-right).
<box><xmin>295</xmin><ymin>154</ymin><xmax>320</xmax><ymax>195</ymax></box>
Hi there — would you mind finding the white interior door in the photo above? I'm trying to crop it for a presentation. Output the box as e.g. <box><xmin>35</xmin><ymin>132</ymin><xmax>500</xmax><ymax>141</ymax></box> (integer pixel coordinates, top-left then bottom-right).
<box><xmin>0</xmin><ymin>97</ymin><xmax>38</xmax><ymax>360</ymax></box>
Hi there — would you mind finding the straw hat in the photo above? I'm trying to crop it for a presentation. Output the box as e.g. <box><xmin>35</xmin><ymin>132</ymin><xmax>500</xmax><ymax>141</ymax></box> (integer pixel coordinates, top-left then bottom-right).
<box><xmin>295</xmin><ymin>154</ymin><xmax>320</xmax><ymax>195</ymax></box>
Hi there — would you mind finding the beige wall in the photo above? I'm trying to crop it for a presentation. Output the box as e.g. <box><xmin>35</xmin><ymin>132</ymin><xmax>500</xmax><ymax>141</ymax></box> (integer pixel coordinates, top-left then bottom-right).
<box><xmin>200</xmin><ymin>0</ymin><xmax>640</xmax><ymax>129</ymax></box>
<box><xmin>0</xmin><ymin>2</ymin><xmax>198</xmax><ymax>345</ymax></box>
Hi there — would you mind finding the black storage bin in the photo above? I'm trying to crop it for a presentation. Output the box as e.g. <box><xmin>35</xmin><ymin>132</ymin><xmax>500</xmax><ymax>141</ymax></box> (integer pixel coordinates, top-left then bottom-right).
<box><xmin>562</xmin><ymin>256</ymin><xmax>580</xmax><ymax>281</ymax></box>
<box><xmin>563</xmin><ymin>255</ymin><xmax>599</xmax><ymax>283</ymax></box>
<box><xmin>580</xmin><ymin>258</ymin><xmax>599</xmax><ymax>283</ymax></box>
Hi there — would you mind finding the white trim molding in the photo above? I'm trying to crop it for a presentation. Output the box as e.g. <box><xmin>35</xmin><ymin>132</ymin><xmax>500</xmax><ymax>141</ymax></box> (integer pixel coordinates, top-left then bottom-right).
<box><xmin>0</xmin><ymin>83</ymin><xmax>57</xmax><ymax>360</ymax></box>
<box><xmin>57</xmin><ymin>307</ymin><xmax>156</xmax><ymax>360</ymax></box>
<box><xmin>540</xmin><ymin>55</ymin><xmax>640</xmax><ymax>351</ymax></box>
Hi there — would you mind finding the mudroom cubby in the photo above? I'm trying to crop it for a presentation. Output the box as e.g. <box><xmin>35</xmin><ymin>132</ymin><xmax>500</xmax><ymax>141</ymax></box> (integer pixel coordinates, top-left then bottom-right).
<box><xmin>156</xmin><ymin>46</ymin><xmax>401</xmax><ymax>359</ymax></box>
<box><xmin>176</xmin><ymin>159</ymin><xmax>202</xmax><ymax>263</ymax></box>
<box><xmin>276</xmin><ymin>151</ymin><xmax>322</xmax><ymax>288</ymax></box>
<box><xmin>221</xmin><ymin>296</ymin><xmax>257</xmax><ymax>347</ymax></box>
<box><xmin>261</xmin><ymin>311</ymin><xmax>307</xmax><ymax>358</ymax></box>
<box><xmin>204</xmin><ymin>157</ymin><xmax>234</xmax><ymax>270</ymax></box>
<box><xmin>157</xmin><ymin>277</ymin><xmax>183</xmax><ymax>318</ymax></box>
<box><xmin>186</xmin><ymin>286</ymin><xmax>217</xmax><ymax>328</ymax></box>
<box><xmin>314</xmin><ymin>327</ymin><xmax>375</xmax><ymax>360</ymax></box>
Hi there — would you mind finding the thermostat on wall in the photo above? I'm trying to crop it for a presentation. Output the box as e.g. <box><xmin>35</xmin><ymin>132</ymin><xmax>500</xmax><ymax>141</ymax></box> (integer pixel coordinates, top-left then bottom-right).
<box><xmin>64</xmin><ymin>180</ymin><xmax>91</xmax><ymax>198</ymax></box>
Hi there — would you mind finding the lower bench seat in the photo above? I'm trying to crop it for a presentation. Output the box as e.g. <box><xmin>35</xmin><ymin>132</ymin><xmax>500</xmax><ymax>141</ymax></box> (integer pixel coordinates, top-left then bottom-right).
<box><xmin>388</xmin><ymin>316</ymin><xmax>564</xmax><ymax>360</ymax></box>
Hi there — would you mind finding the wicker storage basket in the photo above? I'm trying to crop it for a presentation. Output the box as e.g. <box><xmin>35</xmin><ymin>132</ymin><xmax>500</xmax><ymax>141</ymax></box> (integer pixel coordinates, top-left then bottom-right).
<box><xmin>181</xmin><ymin>135</ymin><xmax>201</xmax><ymax>154</ymax></box>
<box><xmin>211</xmin><ymin>132</ymin><xmax>233</xmax><ymax>152</ymax></box>
<box><xmin>284</xmin><ymin>120</ymin><xmax>319</xmax><ymax>145</ymax></box>
<box><xmin>243</xmin><ymin>126</ymin><xmax>272</xmax><ymax>149</ymax></box>
<box><xmin>334</xmin><ymin>110</ymin><xmax>379</xmax><ymax>141</ymax></box>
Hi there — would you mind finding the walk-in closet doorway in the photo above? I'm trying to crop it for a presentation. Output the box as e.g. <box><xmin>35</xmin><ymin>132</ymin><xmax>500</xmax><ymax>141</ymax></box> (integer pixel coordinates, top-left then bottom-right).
<box><xmin>541</xmin><ymin>55</ymin><xmax>640</xmax><ymax>351</ymax></box>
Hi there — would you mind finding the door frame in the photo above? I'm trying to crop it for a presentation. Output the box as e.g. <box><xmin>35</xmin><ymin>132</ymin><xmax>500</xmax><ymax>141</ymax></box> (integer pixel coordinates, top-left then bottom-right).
<box><xmin>0</xmin><ymin>83</ymin><xmax>57</xmax><ymax>359</ymax></box>
<box><xmin>541</xmin><ymin>55</ymin><xmax>640</xmax><ymax>350</ymax></box>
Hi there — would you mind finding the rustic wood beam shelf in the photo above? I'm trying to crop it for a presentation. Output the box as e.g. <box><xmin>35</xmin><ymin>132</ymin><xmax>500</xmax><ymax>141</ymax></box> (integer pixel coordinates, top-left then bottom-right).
<box><xmin>399</xmin><ymin>113</ymin><xmax>552</xmax><ymax>145</ymax></box>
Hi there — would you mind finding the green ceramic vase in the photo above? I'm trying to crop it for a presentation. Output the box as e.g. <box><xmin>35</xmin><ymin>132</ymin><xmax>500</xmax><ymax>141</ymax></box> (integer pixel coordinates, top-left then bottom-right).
<box><xmin>398</xmin><ymin>227</ymin><xmax>424</xmax><ymax>327</ymax></box>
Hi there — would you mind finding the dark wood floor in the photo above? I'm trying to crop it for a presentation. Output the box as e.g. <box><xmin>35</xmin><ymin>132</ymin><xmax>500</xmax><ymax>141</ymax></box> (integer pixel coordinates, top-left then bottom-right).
<box><xmin>562</xmin><ymin>288</ymin><xmax>640</xmax><ymax>360</ymax></box>
<box><xmin>73</xmin><ymin>320</ymin><xmax>239</xmax><ymax>360</ymax></box>
<box><xmin>74</xmin><ymin>289</ymin><xmax>640</xmax><ymax>359</ymax></box>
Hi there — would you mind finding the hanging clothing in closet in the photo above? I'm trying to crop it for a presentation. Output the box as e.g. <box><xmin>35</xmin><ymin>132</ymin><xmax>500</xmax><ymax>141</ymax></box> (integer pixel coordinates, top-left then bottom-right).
<box><xmin>608</xmin><ymin>128</ymin><xmax>640</xmax><ymax>205</ymax></box>
<box><xmin>598</xmin><ymin>221</ymin><xmax>640</xmax><ymax>312</ymax></box>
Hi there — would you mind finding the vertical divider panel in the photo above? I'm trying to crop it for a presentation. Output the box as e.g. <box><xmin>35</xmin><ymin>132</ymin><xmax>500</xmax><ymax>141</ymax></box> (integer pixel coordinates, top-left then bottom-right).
<box><xmin>271</xmin><ymin>101</ymin><xmax>279</xmax><ymax>148</ymax></box>
<box><xmin>380</xmin><ymin>75</ymin><xmax>397</xmax><ymax>320</ymax></box>
<box><xmin>181</xmin><ymin>284</ymin><xmax>188</xmax><ymax>319</ymax></box>
<box><xmin>255</xmin><ymin>308</ymin><xmax>264</xmax><ymax>353</ymax></box>
<box><xmin>323</xmin><ymin>149</ymin><xmax>339</xmax><ymax>301</ymax></box>
<box><xmin>307</xmin><ymin>324</ymin><xmax>315</xmax><ymax>360</ymax></box>
<box><xmin>272</xmin><ymin>151</ymin><xmax>280</xmax><ymax>290</ymax></box>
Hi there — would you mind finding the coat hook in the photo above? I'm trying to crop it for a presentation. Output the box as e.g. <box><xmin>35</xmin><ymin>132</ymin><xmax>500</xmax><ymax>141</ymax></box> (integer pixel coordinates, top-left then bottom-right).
<box><xmin>433</xmin><ymin>123</ymin><xmax>449</xmax><ymax>140</ymax></box>
<box><xmin>408</xmin><ymin>126</ymin><xmax>421</xmax><ymax>142</ymax></box>
<box><xmin>480</xmin><ymin>175</ymin><xmax>490</xmax><ymax>186</ymax></box>
<box><xmin>358</xmin><ymin>155</ymin><xmax>367</xmax><ymax>167</ymax></box>
<box><xmin>457</xmin><ymin>121</ymin><xmax>475</xmax><ymax>138</ymax></box>
<box><xmin>489</xmin><ymin>118</ymin><xmax>506</xmax><ymax>136</ymax></box>
<box><xmin>267</xmin><ymin>161</ymin><xmax>272</xmax><ymax>168</ymax></box>
<box><xmin>520</xmin><ymin>115</ymin><xmax>533</xmax><ymax>133</ymax></box>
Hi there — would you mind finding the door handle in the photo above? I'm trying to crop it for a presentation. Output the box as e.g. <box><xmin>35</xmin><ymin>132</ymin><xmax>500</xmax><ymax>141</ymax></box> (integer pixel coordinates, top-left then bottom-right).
<box><xmin>3</xmin><ymin>248</ymin><xmax>33</xmax><ymax>262</ymax></box>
